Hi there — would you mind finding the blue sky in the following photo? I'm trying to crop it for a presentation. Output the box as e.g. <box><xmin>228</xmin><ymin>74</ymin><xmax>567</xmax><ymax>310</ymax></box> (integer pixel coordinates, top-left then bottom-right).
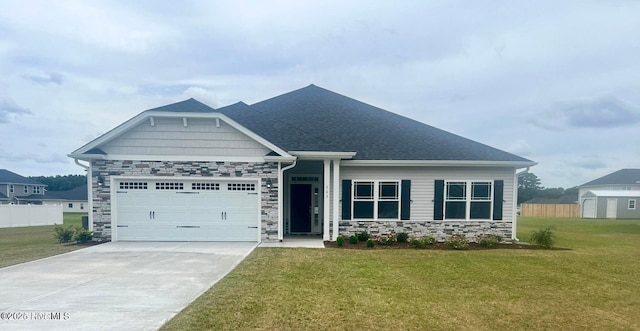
<box><xmin>1</xmin><ymin>0</ymin><xmax>639</xmax><ymax>188</ymax></box>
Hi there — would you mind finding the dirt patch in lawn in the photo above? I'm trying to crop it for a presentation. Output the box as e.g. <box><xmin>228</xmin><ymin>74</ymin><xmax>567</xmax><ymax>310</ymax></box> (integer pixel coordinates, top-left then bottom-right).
<box><xmin>324</xmin><ymin>241</ymin><xmax>569</xmax><ymax>250</ymax></box>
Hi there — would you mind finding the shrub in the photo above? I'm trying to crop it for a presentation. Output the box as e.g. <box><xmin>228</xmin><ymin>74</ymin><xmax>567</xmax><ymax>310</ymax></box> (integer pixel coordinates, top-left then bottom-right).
<box><xmin>376</xmin><ymin>233</ymin><xmax>396</xmax><ymax>246</ymax></box>
<box><xmin>445</xmin><ymin>234</ymin><xmax>469</xmax><ymax>250</ymax></box>
<box><xmin>410</xmin><ymin>236</ymin><xmax>435</xmax><ymax>249</ymax></box>
<box><xmin>478</xmin><ymin>234</ymin><xmax>501</xmax><ymax>248</ymax></box>
<box><xmin>366</xmin><ymin>239</ymin><xmax>375</xmax><ymax>248</ymax></box>
<box><xmin>349</xmin><ymin>235</ymin><xmax>358</xmax><ymax>244</ymax></box>
<box><xmin>396</xmin><ymin>232</ymin><xmax>409</xmax><ymax>243</ymax></box>
<box><xmin>336</xmin><ymin>235</ymin><xmax>345</xmax><ymax>247</ymax></box>
<box><xmin>74</xmin><ymin>228</ymin><xmax>94</xmax><ymax>244</ymax></box>
<box><xmin>53</xmin><ymin>224</ymin><xmax>75</xmax><ymax>243</ymax></box>
<box><xmin>530</xmin><ymin>227</ymin><xmax>555</xmax><ymax>249</ymax></box>
<box><xmin>357</xmin><ymin>231</ymin><xmax>370</xmax><ymax>242</ymax></box>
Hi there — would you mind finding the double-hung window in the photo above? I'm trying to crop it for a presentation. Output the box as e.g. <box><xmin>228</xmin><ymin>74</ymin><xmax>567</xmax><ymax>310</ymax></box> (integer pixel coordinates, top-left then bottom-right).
<box><xmin>353</xmin><ymin>180</ymin><xmax>400</xmax><ymax>219</ymax></box>
<box><xmin>34</xmin><ymin>186</ymin><xmax>41</xmax><ymax>194</ymax></box>
<box><xmin>24</xmin><ymin>186</ymin><xmax>29</xmax><ymax>194</ymax></box>
<box><xmin>629</xmin><ymin>199</ymin><xmax>636</xmax><ymax>210</ymax></box>
<box><xmin>445</xmin><ymin>181</ymin><xmax>493</xmax><ymax>220</ymax></box>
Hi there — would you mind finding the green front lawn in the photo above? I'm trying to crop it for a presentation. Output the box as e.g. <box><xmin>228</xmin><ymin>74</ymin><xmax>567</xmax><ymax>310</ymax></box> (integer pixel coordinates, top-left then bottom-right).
<box><xmin>162</xmin><ymin>217</ymin><xmax>640</xmax><ymax>330</ymax></box>
<box><xmin>0</xmin><ymin>213</ymin><xmax>88</xmax><ymax>268</ymax></box>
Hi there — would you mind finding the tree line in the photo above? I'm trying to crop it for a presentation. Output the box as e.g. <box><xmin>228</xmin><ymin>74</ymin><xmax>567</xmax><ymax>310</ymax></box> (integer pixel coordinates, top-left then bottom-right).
<box><xmin>29</xmin><ymin>175</ymin><xmax>87</xmax><ymax>191</ymax></box>
<box><xmin>517</xmin><ymin>172</ymin><xmax>578</xmax><ymax>204</ymax></box>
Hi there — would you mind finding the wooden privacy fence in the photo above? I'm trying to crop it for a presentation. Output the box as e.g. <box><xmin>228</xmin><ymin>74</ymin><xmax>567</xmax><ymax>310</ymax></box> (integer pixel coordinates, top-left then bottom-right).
<box><xmin>520</xmin><ymin>203</ymin><xmax>579</xmax><ymax>218</ymax></box>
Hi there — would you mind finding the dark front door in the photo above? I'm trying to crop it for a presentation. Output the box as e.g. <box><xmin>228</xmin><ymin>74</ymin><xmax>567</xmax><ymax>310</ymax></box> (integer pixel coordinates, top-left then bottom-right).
<box><xmin>290</xmin><ymin>184</ymin><xmax>312</xmax><ymax>233</ymax></box>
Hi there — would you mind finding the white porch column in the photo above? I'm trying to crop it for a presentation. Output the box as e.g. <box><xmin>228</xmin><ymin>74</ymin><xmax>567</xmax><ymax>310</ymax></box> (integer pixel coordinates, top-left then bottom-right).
<box><xmin>323</xmin><ymin>159</ymin><xmax>331</xmax><ymax>241</ymax></box>
<box><xmin>278</xmin><ymin>162</ymin><xmax>283</xmax><ymax>241</ymax></box>
<box><xmin>332</xmin><ymin>158</ymin><xmax>340</xmax><ymax>241</ymax></box>
<box><xmin>87</xmin><ymin>163</ymin><xmax>93</xmax><ymax>231</ymax></box>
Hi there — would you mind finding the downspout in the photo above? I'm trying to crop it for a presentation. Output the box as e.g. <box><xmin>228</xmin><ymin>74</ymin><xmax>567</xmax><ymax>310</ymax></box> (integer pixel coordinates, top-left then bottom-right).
<box><xmin>278</xmin><ymin>159</ymin><xmax>297</xmax><ymax>241</ymax></box>
<box><xmin>74</xmin><ymin>159</ymin><xmax>93</xmax><ymax>231</ymax></box>
<box><xmin>513</xmin><ymin>166</ymin><xmax>530</xmax><ymax>241</ymax></box>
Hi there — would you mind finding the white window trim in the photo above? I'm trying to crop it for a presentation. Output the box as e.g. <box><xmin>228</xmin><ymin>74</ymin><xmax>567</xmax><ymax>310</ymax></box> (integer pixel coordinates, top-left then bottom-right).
<box><xmin>352</xmin><ymin>179</ymin><xmax>401</xmax><ymax>221</ymax></box>
<box><xmin>629</xmin><ymin>199</ymin><xmax>636</xmax><ymax>210</ymax></box>
<box><xmin>33</xmin><ymin>186</ymin><xmax>41</xmax><ymax>194</ymax></box>
<box><xmin>24</xmin><ymin>185</ymin><xmax>29</xmax><ymax>194</ymax></box>
<box><xmin>444</xmin><ymin>180</ymin><xmax>494</xmax><ymax>221</ymax></box>
<box><xmin>9</xmin><ymin>184</ymin><xmax>14</xmax><ymax>193</ymax></box>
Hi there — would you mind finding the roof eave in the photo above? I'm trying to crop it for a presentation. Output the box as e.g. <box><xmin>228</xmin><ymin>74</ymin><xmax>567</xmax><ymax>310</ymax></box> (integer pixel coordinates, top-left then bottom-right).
<box><xmin>342</xmin><ymin>160</ymin><xmax>538</xmax><ymax>168</ymax></box>
<box><xmin>288</xmin><ymin>151</ymin><xmax>357</xmax><ymax>160</ymax></box>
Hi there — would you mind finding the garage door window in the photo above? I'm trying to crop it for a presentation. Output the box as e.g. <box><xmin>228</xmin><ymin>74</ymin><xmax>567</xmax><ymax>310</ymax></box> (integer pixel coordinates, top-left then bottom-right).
<box><xmin>119</xmin><ymin>182</ymin><xmax>148</xmax><ymax>190</ymax></box>
<box><xmin>192</xmin><ymin>182</ymin><xmax>220</xmax><ymax>190</ymax></box>
<box><xmin>228</xmin><ymin>183</ymin><xmax>256</xmax><ymax>191</ymax></box>
<box><xmin>156</xmin><ymin>182</ymin><xmax>184</xmax><ymax>190</ymax></box>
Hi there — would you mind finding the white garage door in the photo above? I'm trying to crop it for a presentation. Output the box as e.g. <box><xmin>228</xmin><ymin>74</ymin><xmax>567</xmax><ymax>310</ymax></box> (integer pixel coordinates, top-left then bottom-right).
<box><xmin>582</xmin><ymin>198</ymin><xmax>596</xmax><ymax>218</ymax></box>
<box><xmin>114</xmin><ymin>179</ymin><xmax>260</xmax><ymax>241</ymax></box>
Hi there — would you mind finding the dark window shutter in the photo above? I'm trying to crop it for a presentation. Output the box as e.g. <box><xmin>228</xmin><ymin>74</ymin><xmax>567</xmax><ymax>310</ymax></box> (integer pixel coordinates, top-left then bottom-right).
<box><xmin>401</xmin><ymin>180</ymin><xmax>411</xmax><ymax>220</ymax></box>
<box><xmin>434</xmin><ymin>180</ymin><xmax>444</xmax><ymax>220</ymax></box>
<box><xmin>493</xmin><ymin>180</ymin><xmax>504</xmax><ymax>220</ymax></box>
<box><xmin>342</xmin><ymin>180</ymin><xmax>352</xmax><ymax>220</ymax></box>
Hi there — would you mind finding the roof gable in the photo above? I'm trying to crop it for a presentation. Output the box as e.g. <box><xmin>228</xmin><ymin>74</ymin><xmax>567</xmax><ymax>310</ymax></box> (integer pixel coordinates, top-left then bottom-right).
<box><xmin>581</xmin><ymin>169</ymin><xmax>640</xmax><ymax>187</ymax></box>
<box><xmin>70</xmin><ymin>100</ymin><xmax>292</xmax><ymax>160</ymax></box>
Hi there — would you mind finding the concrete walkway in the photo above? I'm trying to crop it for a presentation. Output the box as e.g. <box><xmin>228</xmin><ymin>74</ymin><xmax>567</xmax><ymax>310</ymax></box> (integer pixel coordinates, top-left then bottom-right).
<box><xmin>0</xmin><ymin>242</ymin><xmax>257</xmax><ymax>331</ymax></box>
<box><xmin>259</xmin><ymin>236</ymin><xmax>325</xmax><ymax>248</ymax></box>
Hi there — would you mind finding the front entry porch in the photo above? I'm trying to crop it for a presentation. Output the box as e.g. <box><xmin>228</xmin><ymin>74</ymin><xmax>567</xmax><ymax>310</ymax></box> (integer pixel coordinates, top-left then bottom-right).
<box><xmin>279</xmin><ymin>155</ymin><xmax>351</xmax><ymax>242</ymax></box>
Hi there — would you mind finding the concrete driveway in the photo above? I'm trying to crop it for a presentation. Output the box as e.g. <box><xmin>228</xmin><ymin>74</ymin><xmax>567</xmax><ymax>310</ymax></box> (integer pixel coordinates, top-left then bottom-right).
<box><xmin>0</xmin><ymin>241</ymin><xmax>257</xmax><ymax>331</ymax></box>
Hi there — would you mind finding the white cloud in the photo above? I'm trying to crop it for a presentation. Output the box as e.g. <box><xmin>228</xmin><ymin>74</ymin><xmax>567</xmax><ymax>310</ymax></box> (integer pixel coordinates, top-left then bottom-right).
<box><xmin>0</xmin><ymin>97</ymin><xmax>32</xmax><ymax>123</ymax></box>
<box><xmin>533</xmin><ymin>95</ymin><xmax>640</xmax><ymax>130</ymax></box>
<box><xmin>506</xmin><ymin>139</ymin><xmax>533</xmax><ymax>156</ymax></box>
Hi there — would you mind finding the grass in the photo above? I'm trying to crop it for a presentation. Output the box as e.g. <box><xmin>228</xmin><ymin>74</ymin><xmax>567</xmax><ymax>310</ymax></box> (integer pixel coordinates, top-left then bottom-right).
<box><xmin>162</xmin><ymin>217</ymin><xmax>640</xmax><ymax>330</ymax></box>
<box><xmin>0</xmin><ymin>212</ymin><xmax>88</xmax><ymax>268</ymax></box>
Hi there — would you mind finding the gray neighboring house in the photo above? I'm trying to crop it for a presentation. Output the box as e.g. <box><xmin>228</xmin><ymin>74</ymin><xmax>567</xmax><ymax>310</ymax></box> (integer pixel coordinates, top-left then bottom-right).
<box><xmin>42</xmin><ymin>185</ymin><xmax>89</xmax><ymax>212</ymax></box>
<box><xmin>579</xmin><ymin>169</ymin><xmax>640</xmax><ymax>219</ymax></box>
<box><xmin>0</xmin><ymin>169</ymin><xmax>47</xmax><ymax>204</ymax></box>
<box><xmin>69</xmin><ymin>85</ymin><xmax>536</xmax><ymax>243</ymax></box>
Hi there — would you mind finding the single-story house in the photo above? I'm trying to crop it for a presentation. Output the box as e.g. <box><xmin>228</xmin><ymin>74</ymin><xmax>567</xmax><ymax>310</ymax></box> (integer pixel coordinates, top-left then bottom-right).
<box><xmin>69</xmin><ymin>85</ymin><xmax>536</xmax><ymax>243</ymax></box>
<box><xmin>579</xmin><ymin>169</ymin><xmax>640</xmax><ymax>218</ymax></box>
<box><xmin>41</xmin><ymin>185</ymin><xmax>89</xmax><ymax>212</ymax></box>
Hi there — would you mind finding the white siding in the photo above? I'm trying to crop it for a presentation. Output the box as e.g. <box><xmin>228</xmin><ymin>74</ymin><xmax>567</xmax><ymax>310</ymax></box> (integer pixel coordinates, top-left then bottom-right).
<box><xmin>340</xmin><ymin>166</ymin><xmax>516</xmax><ymax>222</ymax></box>
<box><xmin>101</xmin><ymin>117</ymin><xmax>271</xmax><ymax>157</ymax></box>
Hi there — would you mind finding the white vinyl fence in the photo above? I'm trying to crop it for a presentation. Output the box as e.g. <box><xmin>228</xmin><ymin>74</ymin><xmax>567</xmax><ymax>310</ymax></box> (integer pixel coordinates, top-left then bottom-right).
<box><xmin>0</xmin><ymin>204</ymin><xmax>63</xmax><ymax>228</ymax></box>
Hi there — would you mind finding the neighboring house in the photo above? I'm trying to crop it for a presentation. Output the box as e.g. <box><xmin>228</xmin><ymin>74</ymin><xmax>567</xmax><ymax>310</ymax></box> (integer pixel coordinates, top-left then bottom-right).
<box><xmin>579</xmin><ymin>169</ymin><xmax>640</xmax><ymax>219</ymax></box>
<box><xmin>42</xmin><ymin>185</ymin><xmax>89</xmax><ymax>212</ymax></box>
<box><xmin>68</xmin><ymin>85</ymin><xmax>536</xmax><ymax>243</ymax></box>
<box><xmin>0</xmin><ymin>169</ymin><xmax>47</xmax><ymax>204</ymax></box>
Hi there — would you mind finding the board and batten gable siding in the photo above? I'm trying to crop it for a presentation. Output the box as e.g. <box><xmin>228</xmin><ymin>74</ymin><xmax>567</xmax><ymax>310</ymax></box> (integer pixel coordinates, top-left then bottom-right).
<box><xmin>338</xmin><ymin>166</ymin><xmax>516</xmax><ymax>240</ymax></box>
<box><xmin>100</xmin><ymin>117</ymin><xmax>271</xmax><ymax>157</ymax></box>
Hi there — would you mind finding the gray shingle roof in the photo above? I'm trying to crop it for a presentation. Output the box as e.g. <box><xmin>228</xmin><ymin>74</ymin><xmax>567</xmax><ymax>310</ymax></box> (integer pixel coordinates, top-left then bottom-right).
<box><xmin>581</xmin><ymin>169</ymin><xmax>640</xmax><ymax>187</ymax></box>
<box><xmin>147</xmin><ymin>98</ymin><xmax>215</xmax><ymax>113</ymax></box>
<box><xmin>44</xmin><ymin>185</ymin><xmax>88</xmax><ymax>200</ymax></box>
<box><xmin>85</xmin><ymin>85</ymin><xmax>533</xmax><ymax>163</ymax></box>
<box><xmin>219</xmin><ymin>85</ymin><xmax>532</xmax><ymax>162</ymax></box>
<box><xmin>0</xmin><ymin>169</ymin><xmax>46</xmax><ymax>186</ymax></box>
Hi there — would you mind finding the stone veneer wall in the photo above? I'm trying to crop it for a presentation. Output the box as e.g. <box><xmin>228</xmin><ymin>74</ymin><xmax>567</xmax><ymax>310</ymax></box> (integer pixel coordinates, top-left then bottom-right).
<box><xmin>91</xmin><ymin>160</ymin><xmax>279</xmax><ymax>242</ymax></box>
<box><xmin>339</xmin><ymin>220</ymin><xmax>513</xmax><ymax>242</ymax></box>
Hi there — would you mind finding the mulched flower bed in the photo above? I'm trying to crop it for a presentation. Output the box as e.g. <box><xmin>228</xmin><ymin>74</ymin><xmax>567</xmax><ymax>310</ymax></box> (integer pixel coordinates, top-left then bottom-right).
<box><xmin>324</xmin><ymin>241</ymin><xmax>568</xmax><ymax>250</ymax></box>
